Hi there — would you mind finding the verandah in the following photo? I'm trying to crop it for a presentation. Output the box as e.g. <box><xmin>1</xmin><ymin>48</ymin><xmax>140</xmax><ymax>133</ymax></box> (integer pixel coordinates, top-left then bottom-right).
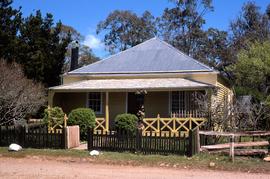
<box><xmin>93</xmin><ymin>90</ymin><xmax>209</xmax><ymax>136</ymax></box>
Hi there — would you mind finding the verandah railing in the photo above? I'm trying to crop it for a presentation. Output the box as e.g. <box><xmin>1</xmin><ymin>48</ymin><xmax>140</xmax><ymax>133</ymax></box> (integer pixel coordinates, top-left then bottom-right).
<box><xmin>94</xmin><ymin>116</ymin><xmax>207</xmax><ymax>136</ymax></box>
<box><xmin>87</xmin><ymin>128</ymin><xmax>199</xmax><ymax>156</ymax></box>
<box><xmin>0</xmin><ymin>125</ymin><xmax>66</xmax><ymax>149</ymax></box>
<box><xmin>143</xmin><ymin>114</ymin><xmax>206</xmax><ymax>136</ymax></box>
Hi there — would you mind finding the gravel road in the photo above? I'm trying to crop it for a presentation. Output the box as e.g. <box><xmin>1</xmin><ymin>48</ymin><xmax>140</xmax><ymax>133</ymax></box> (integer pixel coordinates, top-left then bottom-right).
<box><xmin>0</xmin><ymin>157</ymin><xmax>269</xmax><ymax>179</ymax></box>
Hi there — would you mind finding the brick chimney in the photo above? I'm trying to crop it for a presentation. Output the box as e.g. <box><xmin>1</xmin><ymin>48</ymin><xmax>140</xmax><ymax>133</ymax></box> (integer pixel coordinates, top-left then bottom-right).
<box><xmin>70</xmin><ymin>40</ymin><xmax>79</xmax><ymax>71</ymax></box>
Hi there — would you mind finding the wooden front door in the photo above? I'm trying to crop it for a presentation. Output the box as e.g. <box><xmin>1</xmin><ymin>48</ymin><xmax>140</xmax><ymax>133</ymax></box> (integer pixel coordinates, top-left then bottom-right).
<box><xmin>127</xmin><ymin>93</ymin><xmax>144</xmax><ymax>115</ymax></box>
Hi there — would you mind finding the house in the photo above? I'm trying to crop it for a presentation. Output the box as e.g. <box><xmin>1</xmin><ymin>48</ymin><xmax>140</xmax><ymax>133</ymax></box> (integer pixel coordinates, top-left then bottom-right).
<box><xmin>48</xmin><ymin>38</ymin><xmax>232</xmax><ymax>135</ymax></box>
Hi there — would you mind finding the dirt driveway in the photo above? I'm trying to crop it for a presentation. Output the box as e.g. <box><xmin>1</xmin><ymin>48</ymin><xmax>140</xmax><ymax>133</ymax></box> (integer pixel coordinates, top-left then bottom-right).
<box><xmin>0</xmin><ymin>157</ymin><xmax>269</xmax><ymax>179</ymax></box>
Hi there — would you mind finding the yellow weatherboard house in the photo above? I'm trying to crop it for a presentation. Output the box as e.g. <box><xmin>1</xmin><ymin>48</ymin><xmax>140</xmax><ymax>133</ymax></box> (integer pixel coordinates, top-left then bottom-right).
<box><xmin>48</xmin><ymin>38</ymin><xmax>232</xmax><ymax>135</ymax></box>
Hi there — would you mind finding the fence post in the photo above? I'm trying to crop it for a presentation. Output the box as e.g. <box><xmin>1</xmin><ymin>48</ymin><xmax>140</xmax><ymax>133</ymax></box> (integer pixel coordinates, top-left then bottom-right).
<box><xmin>87</xmin><ymin>127</ymin><xmax>93</xmax><ymax>151</ymax></box>
<box><xmin>62</xmin><ymin>127</ymin><xmax>67</xmax><ymax>149</ymax></box>
<box><xmin>194</xmin><ymin>128</ymin><xmax>200</xmax><ymax>154</ymax></box>
<box><xmin>187</xmin><ymin>130</ymin><xmax>193</xmax><ymax>157</ymax></box>
<box><xmin>268</xmin><ymin>137</ymin><xmax>270</xmax><ymax>153</ymax></box>
<box><xmin>0</xmin><ymin>126</ymin><xmax>1</xmax><ymax>146</ymax></box>
<box><xmin>136</xmin><ymin>128</ymin><xmax>142</xmax><ymax>152</ymax></box>
<box><xmin>19</xmin><ymin>126</ymin><xmax>25</xmax><ymax>148</ymax></box>
<box><xmin>229</xmin><ymin>134</ymin><xmax>235</xmax><ymax>163</ymax></box>
<box><xmin>15</xmin><ymin>125</ymin><xmax>24</xmax><ymax>147</ymax></box>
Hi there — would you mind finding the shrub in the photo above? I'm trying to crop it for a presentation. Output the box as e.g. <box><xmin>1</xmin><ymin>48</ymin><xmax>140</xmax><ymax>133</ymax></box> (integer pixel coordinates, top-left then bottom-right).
<box><xmin>68</xmin><ymin>108</ymin><xmax>96</xmax><ymax>140</ymax></box>
<box><xmin>0</xmin><ymin>60</ymin><xmax>46</xmax><ymax>125</ymax></box>
<box><xmin>43</xmin><ymin>106</ymin><xmax>65</xmax><ymax>128</ymax></box>
<box><xmin>114</xmin><ymin>113</ymin><xmax>138</xmax><ymax>133</ymax></box>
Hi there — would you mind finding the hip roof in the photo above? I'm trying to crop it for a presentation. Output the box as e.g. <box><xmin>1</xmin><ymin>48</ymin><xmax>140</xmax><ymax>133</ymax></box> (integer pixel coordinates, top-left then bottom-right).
<box><xmin>69</xmin><ymin>37</ymin><xmax>214</xmax><ymax>75</ymax></box>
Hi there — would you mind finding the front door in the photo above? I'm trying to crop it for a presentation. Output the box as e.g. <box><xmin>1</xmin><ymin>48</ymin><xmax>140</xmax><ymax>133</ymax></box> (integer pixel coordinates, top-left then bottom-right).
<box><xmin>127</xmin><ymin>93</ymin><xmax>144</xmax><ymax>115</ymax></box>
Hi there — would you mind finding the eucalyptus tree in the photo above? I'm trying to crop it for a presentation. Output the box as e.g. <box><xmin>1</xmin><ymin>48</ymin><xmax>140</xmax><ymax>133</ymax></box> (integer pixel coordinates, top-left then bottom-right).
<box><xmin>97</xmin><ymin>10</ymin><xmax>157</xmax><ymax>54</ymax></box>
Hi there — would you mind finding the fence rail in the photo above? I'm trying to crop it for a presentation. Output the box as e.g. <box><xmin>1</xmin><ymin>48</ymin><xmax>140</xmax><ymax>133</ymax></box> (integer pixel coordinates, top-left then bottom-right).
<box><xmin>88</xmin><ymin>128</ymin><xmax>198</xmax><ymax>156</ymax></box>
<box><xmin>199</xmin><ymin>130</ymin><xmax>270</xmax><ymax>162</ymax></box>
<box><xmin>0</xmin><ymin>125</ymin><xmax>66</xmax><ymax>149</ymax></box>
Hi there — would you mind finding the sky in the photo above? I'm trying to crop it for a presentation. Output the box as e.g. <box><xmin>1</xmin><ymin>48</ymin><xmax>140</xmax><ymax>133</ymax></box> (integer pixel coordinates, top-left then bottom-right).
<box><xmin>12</xmin><ymin>0</ymin><xmax>269</xmax><ymax>58</ymax></box>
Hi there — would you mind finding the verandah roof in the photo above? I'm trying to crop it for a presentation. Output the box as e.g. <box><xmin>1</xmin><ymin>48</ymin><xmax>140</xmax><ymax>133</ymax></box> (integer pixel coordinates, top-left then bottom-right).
<box><xmin>50</xmin><ymin>78</ymin><xmax>213</xmax><ymax>92</ymax></box>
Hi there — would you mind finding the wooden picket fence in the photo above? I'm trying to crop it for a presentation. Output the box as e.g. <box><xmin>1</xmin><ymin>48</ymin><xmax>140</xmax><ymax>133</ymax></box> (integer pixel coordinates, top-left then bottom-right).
<box><xmin>0</xmin><ymin>125</ymin><xmax>66</xmax><ymax>149</ymax></box>
<box><xmin>87</xmin><ymin>128</ymin><xmax>199</xmax><ymax>156</ymax></box>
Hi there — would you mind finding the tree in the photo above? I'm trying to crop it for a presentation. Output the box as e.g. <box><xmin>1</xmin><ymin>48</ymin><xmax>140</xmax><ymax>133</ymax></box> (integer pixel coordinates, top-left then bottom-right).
<box><xmin>228</xmin><ymin>41</ymin><xmax>270</xmax><ymax>101</ymax></box>
<box><xmin>60</xmin><ymin>25</ymin><xmax>100</xmax><ymax>73</ymax></box>
<box><xmin>78</xmin><ymin>45</ymin><xmax>99</xmax><ymax>67</ymax></box>
<box><xmin>97</xmin><ymin>10</ymin><xmax>157</xmax><ymax>54</ymax></box>
<box><xmin>157</xmin><ymin>0</ymin><xmax>232</xmax><ymax>70</ymax></box>
<box><xmin>198</xmin><ymin>28</ymin><xmax>233</xmax><ymax>71</ymax></box>
<box><xmin>158</xmin><ymin>0</ymin><xmax>213</xmax><ymax>59</ymax></box>
<box><xmin>0</xmin><ymin>60</ymin><xmax>46</xmax><ymax>125</ymax></box>
<box><xmin>230</xmin><ymin>2</ymin><xmax>270</xmax><ymax>57</ymax></box>
<box><xmin>16</xmin><ymin>10</ymin><xmax>70</xmax><ymax>87</ymax></box>
<box><xmin>0</xmin><ymin>0</ymin><xmax>22</xmax><ymax>61</ymax></box>
<box><xmin>60</xmin><ymin>24</ymin><xmax>83</xmax><ymax>42</ymax></box>
<box><xmin>196</xmin><ymin>92</ymin><xmax>270</xmax><ymax>132</ymax></box>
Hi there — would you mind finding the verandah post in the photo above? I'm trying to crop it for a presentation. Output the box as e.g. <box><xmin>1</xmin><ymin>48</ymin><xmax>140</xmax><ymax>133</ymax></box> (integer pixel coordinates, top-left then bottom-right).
<box><xmin>105</xmin><ymin>92</ymin><xmax>109</xmax><ymax>132</ymax></box>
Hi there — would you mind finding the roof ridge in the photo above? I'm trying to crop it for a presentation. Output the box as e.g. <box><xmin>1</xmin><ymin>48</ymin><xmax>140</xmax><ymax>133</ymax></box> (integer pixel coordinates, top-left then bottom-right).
<box><xmin>156</xmin><ymin>38</ymin><xmax>213</xmax><ymax>71</ymax></box>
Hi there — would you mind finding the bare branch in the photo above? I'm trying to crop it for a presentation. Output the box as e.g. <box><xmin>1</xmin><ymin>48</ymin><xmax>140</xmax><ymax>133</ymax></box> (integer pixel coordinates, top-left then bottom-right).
<box><xmin>0</xmin><ymin>60</ymin><xmax>46</xmax><ymax>125</ymax></box>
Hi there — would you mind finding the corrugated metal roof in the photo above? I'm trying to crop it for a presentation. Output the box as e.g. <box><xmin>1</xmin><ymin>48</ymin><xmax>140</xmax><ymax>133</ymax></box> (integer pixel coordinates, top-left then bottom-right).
<box><xmin>50</xmin><ymin>78</ymin><xmax>213</xmax><ymax>91</ymax></box>
<box><xmin>69</xmin><ymin>38</ymin><xmax>213</xmax><ymax>74</ymax></box>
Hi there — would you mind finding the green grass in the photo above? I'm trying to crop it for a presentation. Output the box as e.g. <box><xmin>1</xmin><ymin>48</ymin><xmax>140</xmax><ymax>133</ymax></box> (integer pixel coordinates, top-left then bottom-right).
<box><xmin>0</xmin><ymin>147</ymin><xmax>88</xmax><ymax>158</ymax></box>
<box><xmin>0</xmin><ymin>147</ymin><xmax>269</xmax><ymax>173</ymax></box>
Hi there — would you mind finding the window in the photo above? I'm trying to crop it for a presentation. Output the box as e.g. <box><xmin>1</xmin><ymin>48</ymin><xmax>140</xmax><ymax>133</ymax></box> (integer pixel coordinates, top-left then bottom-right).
<box><xmin>170</xmin><ymin>91</ymin><xmax>203</xmax><ymax>117</ymax></box>
<box><xmin>87</xmin><ymin>92</ymin><xmax>102</xmax><ymax>114</ymax></box>
<box><xmin>171</xmin><ymin>91</ymin><xmax>185</xmax><ymax>114</ymax></box>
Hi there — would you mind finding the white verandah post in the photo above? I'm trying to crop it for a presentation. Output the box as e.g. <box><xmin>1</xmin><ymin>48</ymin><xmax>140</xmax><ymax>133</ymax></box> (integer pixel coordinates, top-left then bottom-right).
<box><xmin>105</xmin><ymin>92</ymin><xmax>109</xmax><ymax>132</ymax></box>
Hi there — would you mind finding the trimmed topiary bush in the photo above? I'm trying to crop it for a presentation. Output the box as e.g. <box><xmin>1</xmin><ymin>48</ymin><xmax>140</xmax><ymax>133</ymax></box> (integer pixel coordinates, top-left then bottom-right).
<box><xmin>114</xmin><ymin>113</ymin><xmax>138</xmax><ymax>133</ymax></box>
<box><xmin>68</xmin><ymin>108</ymin><xmax>96</xmax><ymax>140</ymax></box>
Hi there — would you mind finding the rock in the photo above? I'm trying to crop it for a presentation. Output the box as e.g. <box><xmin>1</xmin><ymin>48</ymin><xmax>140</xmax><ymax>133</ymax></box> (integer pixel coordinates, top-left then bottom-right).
<box><xmin>8</xmin><ymin>144</ymin><xmax>22</xmax><ymax>152</ymax></box>
<box><xmin>209</xmin><ymin>162</ymin><xmax>216</xmax><ymax>167</ymax></box>
<box><xmin>263</xmin><ymin>156</ymin><xmax>270</xmax><ymax>162</ymax></box>
<box><xmin>89</xmin><ymin>150</ymin><xmax>99</xmax><ymax>156</ymax></box>
<box><xmin>159</xmin><ymin>163</ymin><xmax>165</xmax><ymax>167</ymax></box>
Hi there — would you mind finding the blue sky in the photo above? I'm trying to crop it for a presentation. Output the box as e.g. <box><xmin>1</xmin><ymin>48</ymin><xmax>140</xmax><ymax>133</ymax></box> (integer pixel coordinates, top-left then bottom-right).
<box><xmin>12</xmin><ymin>0</ymin><xmax>269</xmax><ymax>58</ymax></box>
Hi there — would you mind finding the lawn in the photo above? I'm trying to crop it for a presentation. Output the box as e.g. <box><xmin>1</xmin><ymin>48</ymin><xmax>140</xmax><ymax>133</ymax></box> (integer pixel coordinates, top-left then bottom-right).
<box><xmin>0</xmin><ymin>147</ymin><xmax>269</xmax><ymax>173</ymax></box>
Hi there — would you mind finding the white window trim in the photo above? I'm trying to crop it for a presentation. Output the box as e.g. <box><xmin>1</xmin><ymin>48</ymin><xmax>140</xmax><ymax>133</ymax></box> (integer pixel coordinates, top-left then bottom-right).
<box><xmin>86</xmin><ymin>92</ymin><xmax>103</xmax><ymax>115</ymax></box>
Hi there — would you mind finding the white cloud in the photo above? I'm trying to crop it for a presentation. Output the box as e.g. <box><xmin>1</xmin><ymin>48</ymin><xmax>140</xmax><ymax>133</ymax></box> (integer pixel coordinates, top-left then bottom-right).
<box><xmin>83</xmin><ymin>34</ymin><xmax>104</xmax><ymax>49</ymax></box>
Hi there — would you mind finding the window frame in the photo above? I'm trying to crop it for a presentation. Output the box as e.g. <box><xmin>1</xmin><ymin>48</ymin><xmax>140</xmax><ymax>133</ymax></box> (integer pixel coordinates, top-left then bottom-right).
<box><xmin>86</xmin><ymin>92</ymin><xmax>103</xmax><ymax>114</ymax></box>
<box><xmin>169</xmin><ymin>90</ymin><xmax>201</xmax><ymax>117</ymax></box>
